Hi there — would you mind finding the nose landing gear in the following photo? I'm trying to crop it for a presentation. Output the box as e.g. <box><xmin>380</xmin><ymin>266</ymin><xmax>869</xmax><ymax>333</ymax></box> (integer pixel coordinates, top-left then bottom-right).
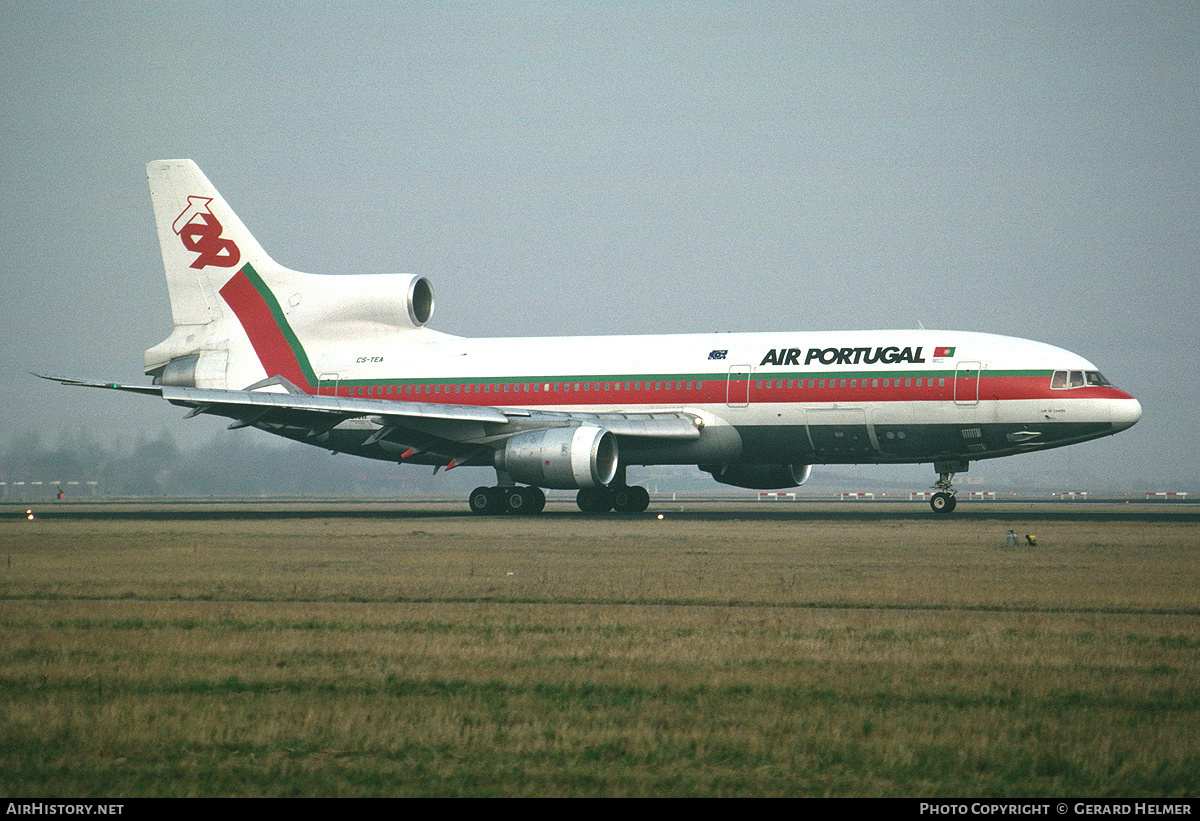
<box><xmin>929</xmin><ymin>462</ymin><xmax>965</xmax><ymax>515</ymax></box>
<box><xmin>930</xmin><ymin>489</ymin><xmax>957</xmax><ymax>513</ymax></box>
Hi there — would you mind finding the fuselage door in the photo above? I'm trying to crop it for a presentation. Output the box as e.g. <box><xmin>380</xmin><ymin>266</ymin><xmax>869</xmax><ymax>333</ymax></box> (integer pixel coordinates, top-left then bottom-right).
<box><xmin>807</xmin><ymin>407</ymin><xmax>873</xmax><ymax>459</ymax></box>
<box><xmin>726</xmin><ymin>365</ymin><xmax>751</xmax><ymax>408</ymax></box>
<box><xmin>318</xmin><ymin>372</ymin><xmax>340</xmax><ymax>397</ymax></box>
<box><xmin>954</xmin><ymin>361</ymin><xmax>981</xmax><ymax>406</ymax></box>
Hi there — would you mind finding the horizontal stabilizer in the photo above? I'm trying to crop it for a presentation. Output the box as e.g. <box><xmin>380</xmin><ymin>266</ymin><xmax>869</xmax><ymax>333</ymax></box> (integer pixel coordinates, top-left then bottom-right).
<box><xmin>34</xmin><ymin>374</ymin><xmax>166</xmax><ymax>398</ymax></box>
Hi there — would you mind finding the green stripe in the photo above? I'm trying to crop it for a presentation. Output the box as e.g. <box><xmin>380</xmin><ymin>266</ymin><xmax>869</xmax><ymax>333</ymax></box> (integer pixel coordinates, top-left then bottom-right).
<box><xmin>239</xmin><ymin>263</ymin><xmax>319</xmax><ymax>385</ymax></box>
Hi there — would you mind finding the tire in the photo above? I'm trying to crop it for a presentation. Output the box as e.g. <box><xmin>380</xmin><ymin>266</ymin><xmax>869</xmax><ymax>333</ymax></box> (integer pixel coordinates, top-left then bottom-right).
<box><xmin>930</xmin><ymin>491</ymin><xmax>956</xmax><ymax>514</ymax></box>
<box><xmin>521</xmin><ymin>486</ymin><xmax>546</xmax><ymax>514</ymax></box>
<box><xmin>576</xmin><ymin>488</ymin><xmax>597</xmax><ymax>513</ymax></box>
<box><xmin>612</xmin><ymin>486</ymin><xmax>650</xmax><ymax>513</ymax></box>
<box><xmin>576</xmin><ymin>487</ymin><xmax>613</xmax><ymax>513</ymax></box>
<box><xmin>611</xmin><ymin>487</ymin><xmax>633</xmax><ymax>512</ymax></box>
<box><xmin>505</xmin><ymin>487</ymin><xmax>527</xmax><ymax>514</ymax></box>
<box><xmin>469</xmin><ymin>486</ymin><xmax>494</xmax><ymax>515</ymax></box>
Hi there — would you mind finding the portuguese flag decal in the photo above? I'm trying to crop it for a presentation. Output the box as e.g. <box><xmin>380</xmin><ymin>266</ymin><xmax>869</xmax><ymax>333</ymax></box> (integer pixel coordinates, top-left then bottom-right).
<box><xmin>934</xmin><ymin>346</ymin><xmax>956</xmax><ymax>358</ymax></box>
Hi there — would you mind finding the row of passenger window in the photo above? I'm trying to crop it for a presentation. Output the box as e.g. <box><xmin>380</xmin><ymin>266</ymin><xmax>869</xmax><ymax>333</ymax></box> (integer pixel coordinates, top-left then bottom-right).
<box><xmin>755</xmin><ymin>378</ymin><xmax>948</xmax><ymax>389</ymax></box>
<box><xmin>1050</xmin><ymin>370</ymin><xmax>1111</xmax><ymax>389</ymax></box>
<box><xmin>344</xmin><ymin>377</ymin><xmax>953</xmax><ymax>397</ymax></box>
<box><xmin>346</xmin><ymin>380</ymin><xmax>708</xmax><ymax>396</ymax></box>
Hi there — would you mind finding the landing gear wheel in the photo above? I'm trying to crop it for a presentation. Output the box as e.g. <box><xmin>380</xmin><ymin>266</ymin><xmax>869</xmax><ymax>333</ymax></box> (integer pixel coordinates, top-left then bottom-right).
<box><xmin>500</xmin><ymin>486</ymin><xmax>545</xmax><ymax>515</ymax></box>
<box><xmin>930</xmin><ymin>491</ymin><xmax>957</xmax><ymax>514</ymax></box>
<box><xmin>611</xmin><ymin>485</ymin><xmax>650</xmax><ymax>513</ymax></box>
<box><xmin>469</xmin><ymin>486</ymin><xmax>499</xmax><ymax>515</ymax></box>
<box><xmin>629</xmin><ymin>486</ymin><xmax>650</xmax><ymax>513</ymax></box>
<box><xmin>469</xmin><ymin>486</ymin><xmax>544</xmax><ymax>515</ymax></box>
<box><xmin>520</xmin><ymin>486</ymin><xmax>546</xmax><ymax>514</ymax></box>
<box><xmin>504</xmin><ymin>487</ymin><xmax>527</xmax><ymax>514</ymax></box>
<box><xmin>576</xmin><ymin>487</ymin><xmax>614</xmax><ymax>513</ymax></box>
<box><xmin>611</xmin><ymin>487</ymin><xmax>632</xmax><ymax>512</ymax></box>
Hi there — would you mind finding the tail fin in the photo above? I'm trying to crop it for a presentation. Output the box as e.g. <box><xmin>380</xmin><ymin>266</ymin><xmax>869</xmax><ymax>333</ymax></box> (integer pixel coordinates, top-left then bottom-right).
<box><xmin>146</xmin><ymin>159</ymin><xmax>276</xmax><ymax>327</ymax></box>
<box><xmin>143</xmin><ymin>159</ymin><xmax>294</xmax><ymax>389</ymax></box>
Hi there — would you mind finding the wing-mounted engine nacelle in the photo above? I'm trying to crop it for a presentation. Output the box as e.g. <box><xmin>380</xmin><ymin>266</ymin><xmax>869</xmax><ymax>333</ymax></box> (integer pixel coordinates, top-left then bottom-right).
<box><xmin>703</xmin><ymin>463</ymin><xmax>813</xmax><ymax>490</ymax></box>
<box><xmin>496</xmin><ymin>426</ymin><xmax>619</xmax><ymax>489</ymax></box>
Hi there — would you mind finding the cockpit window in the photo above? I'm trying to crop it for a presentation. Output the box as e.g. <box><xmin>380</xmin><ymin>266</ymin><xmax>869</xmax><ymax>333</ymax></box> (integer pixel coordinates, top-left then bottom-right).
<box><xmin>1052</xmin><ymin>370</ymin><xmax>1112</xmax><ymax>390</ymax></box>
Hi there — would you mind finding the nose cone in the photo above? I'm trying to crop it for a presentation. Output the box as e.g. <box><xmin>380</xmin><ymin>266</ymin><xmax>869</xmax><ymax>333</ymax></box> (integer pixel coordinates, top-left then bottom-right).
<box><xmin>1111</xmin><ymin>396</ymin><xmax>1142</xmax><ymax>432</ymax></box>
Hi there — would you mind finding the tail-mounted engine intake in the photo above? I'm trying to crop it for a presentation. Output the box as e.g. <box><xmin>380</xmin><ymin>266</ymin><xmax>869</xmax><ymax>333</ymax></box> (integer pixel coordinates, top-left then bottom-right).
<box><xmin>496</xmin><ymin>426</ymin><xmax>619</xmax><ymax>489</ymax></box>
<box><xmin>703</xmin><ymin>463</ymin><xmax>813</xmax><ymax>490</ymax></box>
<box><xmin>283</xmin><ymin>273</ymin><xmax>435</xmax><ymax>337</ymax></box>
<box><xmin>404</xmin><ymin>276</ymin><xmax>434</xmax><ymax>327</ymax></box>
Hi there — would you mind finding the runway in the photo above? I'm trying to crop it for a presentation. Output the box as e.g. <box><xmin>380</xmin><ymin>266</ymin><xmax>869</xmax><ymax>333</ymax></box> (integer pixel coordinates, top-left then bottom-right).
<box><xmin>5</xmin><ymin>497</ymin><xmax>1197</xmax><ymax>523</ymax></box>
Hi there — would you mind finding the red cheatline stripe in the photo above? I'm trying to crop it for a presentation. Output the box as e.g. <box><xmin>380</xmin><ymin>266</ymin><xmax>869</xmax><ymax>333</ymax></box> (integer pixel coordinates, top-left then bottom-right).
<box><xmin>342</xmin><ymin>375</ymin><xmax>1128</xmax><ymax>407</ymax></box>
<box><xmin>218</xmin><ymin>268</ymin><xmax>313</xmax><ymax>391</ymax></box>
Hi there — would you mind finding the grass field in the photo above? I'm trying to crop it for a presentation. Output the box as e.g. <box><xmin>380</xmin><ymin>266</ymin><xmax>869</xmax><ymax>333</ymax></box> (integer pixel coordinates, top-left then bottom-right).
<box><xmin>1</xmin><ymin>504</ymin><xmax>1198</xmax><ymax>796</ymax></box>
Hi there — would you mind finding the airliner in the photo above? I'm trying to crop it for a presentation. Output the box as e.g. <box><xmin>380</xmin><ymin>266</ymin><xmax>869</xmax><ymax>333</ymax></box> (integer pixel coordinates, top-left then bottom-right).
<box><xmin>45</xmin><ymin>160</ymin><xmax>1142</xmax><ymax>514</ymax></box>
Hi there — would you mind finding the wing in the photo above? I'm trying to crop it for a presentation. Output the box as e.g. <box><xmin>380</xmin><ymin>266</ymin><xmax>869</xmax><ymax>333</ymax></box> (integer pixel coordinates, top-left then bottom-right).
<box><xmin>37</xmin><ymin>375</ymin><xmax>702</xmax><ymax>468</ymax></box>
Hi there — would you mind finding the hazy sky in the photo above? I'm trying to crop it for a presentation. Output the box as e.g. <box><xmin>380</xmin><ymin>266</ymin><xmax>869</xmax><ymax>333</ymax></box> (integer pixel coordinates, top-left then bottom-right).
<box><xmin>2</xmin><ymin>2</ymin><xmax>1196</xmax><ymax>489</ymax></box>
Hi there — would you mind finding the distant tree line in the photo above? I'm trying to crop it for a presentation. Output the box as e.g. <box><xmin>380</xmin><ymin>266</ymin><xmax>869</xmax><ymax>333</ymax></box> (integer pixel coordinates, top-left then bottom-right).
<box><xmin>1</xmin><ymin>427</ymin><xmax>460</xmax><ymax>498</ymax></box>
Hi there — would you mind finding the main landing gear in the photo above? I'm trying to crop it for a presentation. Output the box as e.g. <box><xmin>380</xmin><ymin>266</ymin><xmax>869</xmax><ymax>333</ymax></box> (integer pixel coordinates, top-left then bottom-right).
<box><xmin>468</xmin><ymin>467</ymin><xmax>651</xmax><ymax>515</ymax></box>
<box><xmin>468</xmin><ymin>485</ymin><xmax>545</xmax><ymax>515</ymax></box>
<box><xmin>467</xmin><ymin>484</ymin><xmax>650</xmax><ymax>514</ymax></box>
<box><xmin>577</xmin><ymin>465</ymin><xmax>651</xmax><ymax>513</ymax></box>
<box><xmin>576</xmin><ymin>484</ymin><xmax>651</xmax><ymax>514</ymax></box>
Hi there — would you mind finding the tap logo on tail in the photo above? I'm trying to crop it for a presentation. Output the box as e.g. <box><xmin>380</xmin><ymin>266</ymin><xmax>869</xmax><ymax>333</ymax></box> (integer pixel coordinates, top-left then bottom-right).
<box><xmin>173</xmin><ymin>196</ymin><xmax>241</xmax><ymax>270</ymax></box>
